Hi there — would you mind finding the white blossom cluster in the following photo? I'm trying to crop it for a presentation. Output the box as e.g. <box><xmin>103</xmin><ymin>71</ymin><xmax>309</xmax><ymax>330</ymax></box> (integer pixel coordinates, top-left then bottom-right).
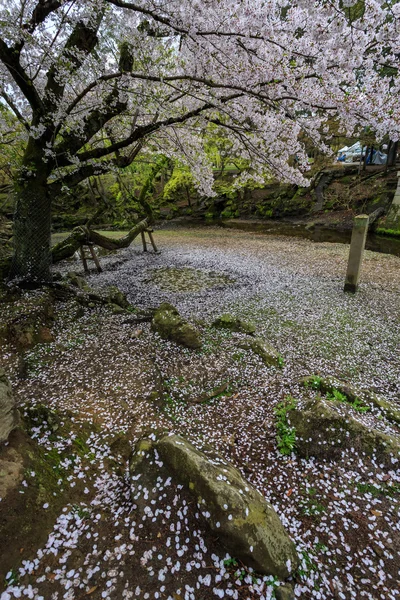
<box><xmin>0</xmin><ymin>0</ymin><xmax>399</xmax><ymax>191</ymax></box>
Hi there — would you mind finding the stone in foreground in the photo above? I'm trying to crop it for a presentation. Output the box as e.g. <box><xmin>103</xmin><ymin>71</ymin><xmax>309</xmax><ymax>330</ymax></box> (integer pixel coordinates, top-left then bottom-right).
<box><xmin>213</xmin><ymin>313</ymin><xmax>256</xmax><ymax>335</ymax></box>
<box><xmin>0</xmin><ymin>369</ymin><xmax>20</xmax><ymax>444</ymax></box>
<box><xmin>156</xmin><ymin>434</ymin><xmax>299</xmax><ymax>578</ymax></box>
<box><xmin>151</xmin><ymin>303</ymin><xmax>201</xmax><ymax>349</ymax></box>
<box><xmin>288</xmin><ymin>397</ymin><xmax>400</xmax><ymax>465</ymax></box>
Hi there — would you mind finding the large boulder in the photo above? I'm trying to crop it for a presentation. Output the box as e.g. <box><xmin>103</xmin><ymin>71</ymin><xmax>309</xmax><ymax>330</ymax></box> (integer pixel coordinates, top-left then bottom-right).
<box><xmin>288</xmin><ymin>397</ymin><xmax>400</xmax><ymax>465</ymax></box>
<box><xmin>212</xmin><ymin>314</ymin><xmax>256</xmax><ymax>335</ymax></box>
<box><xmin>0</xmin><ymin>370</ymin><xmax>20</xmax><ymax>443</ymax></box>
<box><xmin>131</xmin><ymin>434</ymin><xmax>299</xmax><ymax>578</ymax></box>
<box><xmin>151</xmin><ymin>303</ymin><xmax>201</xmax><ymax>349</ymax></box>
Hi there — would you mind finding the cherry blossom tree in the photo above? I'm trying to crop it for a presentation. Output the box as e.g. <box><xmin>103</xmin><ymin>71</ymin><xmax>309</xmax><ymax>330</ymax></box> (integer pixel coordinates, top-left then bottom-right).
<box><xmin>0</xmin><ymin>0</ymin><xmax>399</xmax><ymax>282</ymax></box>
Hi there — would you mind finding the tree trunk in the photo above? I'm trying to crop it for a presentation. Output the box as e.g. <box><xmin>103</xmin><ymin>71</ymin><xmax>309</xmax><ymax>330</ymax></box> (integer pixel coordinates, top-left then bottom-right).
<box><xmin>388</xmin><ymin>141</ymin><xmax>398</xmax><ymax>167</ymax></box>
<box><xmin>9</xmin><ymin>142</ymin><xmax>52</xmax><ymax>283</ymax></box>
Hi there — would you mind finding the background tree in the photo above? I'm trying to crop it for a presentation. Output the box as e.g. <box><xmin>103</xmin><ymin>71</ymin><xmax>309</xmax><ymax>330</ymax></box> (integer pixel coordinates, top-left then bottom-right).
<box><xmin>0</xmin><ymin>0</ymin><xmax>399</xmax><ymax>282</ymax></box>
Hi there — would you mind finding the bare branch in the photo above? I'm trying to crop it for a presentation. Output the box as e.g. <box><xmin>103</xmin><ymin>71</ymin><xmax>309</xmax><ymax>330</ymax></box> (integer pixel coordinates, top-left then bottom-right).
<box><xmin>1</xmin><ymin>90</ymin><xmax>30</xmax><ymax>130</ymax></box>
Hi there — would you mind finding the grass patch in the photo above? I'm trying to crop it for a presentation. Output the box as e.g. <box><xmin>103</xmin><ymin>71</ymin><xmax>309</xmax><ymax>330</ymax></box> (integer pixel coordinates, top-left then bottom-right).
<box><xmin>326</xmin><ymin>388</ymin><xmax>369</xmax><ymax>413</ymax></box>
<box><xmin>274</xmin><ymin>395</ymin><xmax>297</xmax><ymax>455</ymax></box>
<box><xmin>376</xmin><ymin>227</ymin><xmax>400</xmax><ymax>238</ymax></box>
<box><xmin>299</xmin><ymin>486</ymin><xmax>327</xmax><ymax>517</ymax></box>
<box><xmin>355</xmin><ymin>481</ymin><xmax>400</xmax><ymax>498</ymax></box>
<box><xmin>303</xmin><ymin>376</ymin><xmax>370</xmax><ymax>413</ymax></box>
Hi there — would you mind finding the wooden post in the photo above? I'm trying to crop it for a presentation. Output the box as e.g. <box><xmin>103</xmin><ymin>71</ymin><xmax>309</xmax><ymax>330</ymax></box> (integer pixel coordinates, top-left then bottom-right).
<box><xmin>147</xmin><ymin>230</ymin><xmax>159</xmax><ymax>253</ymax></box>
<box><xmin>88</xmin><ymin>244</ymin><xmax>102</xmax><ymax>273</ymax></box>
<box><xmin>79</xmin><ymin>245</ymin><xmax>89</xmax><ymax>273</ymax></box>
<box><xmin>344</xmin><ymin>215</ymin><xmax>369</xmax><ymax>294</ymax></box>
<box><xmin>141</xmin><ymin>231</ymin><xmax>147</xmax><ymax>252</ymax></box>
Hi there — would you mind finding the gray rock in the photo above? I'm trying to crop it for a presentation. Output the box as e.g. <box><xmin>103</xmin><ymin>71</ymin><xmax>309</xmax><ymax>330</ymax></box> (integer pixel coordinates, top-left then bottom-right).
<box><xmin>110</xmin><ymin>303</ymin><xmax>126</xmax><ymax>315</ymax></box>
<box><xmin>275</xmin><ymin>583</ymin><xmax>295</xmax><ymax>600</ymax></box>
<box><xmin>0</xmin><ymin>447</ymin><xmax>24</xmax><ymax>499</ymax></box>
<box><xmin>288</xmin><ymin>397</ymin><xmax>400</xmax><ymax>465</ymax></box>
<box><xmin>66</xmin><ymin>271</ymin><xmax>90</xmax><ymax>291</ymax></box>
<box><xmin>302</xmin><ymin>375</ymin><xmax>400</xmax><ymax>426</ymax></box>
<box><xmin>151</xmin><ymin>303</ymin><xmax>201</xmax><ymax>349</ymax></box>
<box><xmin>240</xmin><ymin>337</ymin><xmax>282</xmax><ymax>367</ymax></box>
<box><xmin>156</xmin><ymin>434</ymin><xmax>299</xmax><ymax>578</ymax></box>
<box><xmin>213</xmin><ymin>314</ymin><xmax>256</xmax><ymax>335</ymax></box>
<box><xmin>0</xmin><ymin>369</ymin><xmax>20</xmax><ymax>444</ymax></box>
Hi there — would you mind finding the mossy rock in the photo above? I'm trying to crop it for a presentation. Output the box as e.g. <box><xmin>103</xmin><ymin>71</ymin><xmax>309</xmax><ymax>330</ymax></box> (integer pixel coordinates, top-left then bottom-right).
<box><xmin>3</xmin><ymin>291</ymin><xmax>55</xmax><ymax>350</ymax></box>
<box><xmin>109</xmin><ymin>433</ymin><xmax>132</xmax><ymax>462</ymax></box>
<box><xmin>213</xmin><ymin>313</ymin><xmax>256</xmax><ymax>335</ymax></box>
<box><xmin>65</xmin><ymin>272</ymin><xmax>90</xmax><ymax>291</ymax></box>
<box><xmin>301</xmin><ymin>375</ymin><xmax>400</xmax><ymax>426</ymax></box>
<box><xmin>240</xmin><ymin>337</ymin><xmax>282</xmax><ymax>367</ymax></box>
<box><xmin>130</xmin><ymin>434</ymin><xmax>299</xmax><ymax>578</ymax></box>
<box><xmin>288</xmin><ymin>397</ymin><xmax>400</xmax><ymax>465</ymax></box>
<box><xmin>151</xmin><ymin>303</ymin><xmax>201</xmax><ymax>349</ymax></box>
<box><xmin>275</xmin><ymin>584</ymin><xmax>295</xmax><ymax>600</ymax></box>
<box><xmin>105</xmin><ymin>285</ymin><xmax>130</xmax><ymax>309</ymax></box>
<box><xmin>110</xmin><ymin>303</ymin><xmax>126</xmax><ymax>314</ymax></box>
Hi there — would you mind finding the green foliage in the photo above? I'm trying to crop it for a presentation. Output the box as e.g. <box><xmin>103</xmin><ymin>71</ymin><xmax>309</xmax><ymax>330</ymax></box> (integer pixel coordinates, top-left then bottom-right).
<box><xmin>223</xmin><ymin>557</ymin><xmax>239</xmax><ymax>568</ymax></box>
<box><xmin>4</xmin><ymin>568</ymin><xmax>20</xmax><ymax>587</ymax></box>
<box><xmin>326</xmin><ymin>388</ymin><xmax>347</xmax><ymax>403</ymax></box>
<box><xmin>304</xmin><ymin>375</ymin><xmax>322</xmax><ymax>390</ymax></box>
<box><xmin>326</xmin><ymin>388</ymin><xmax>369</xmax><ymax>413</ymax></box>
<box><xmin>71</xmin><ymin>504</ymin><xmax>91</xmax><ymax>520</ymax></box>
<box><xmin>303</xmin><ymin>377</ymin><xmax>369</xmax><ymax>413</ymax></box>
<box><xmin>297</xmin><ymin>550</ymin><xmax>319</xmax><ymax>579</ymax></box>
<box><xmin>299</xmin><ymin>486</ymin><xmax>327</xmax><ymax>517</ymax></box>
<box><xmin>274</xmin><ymin>395</ymin><xmax>297</xmax><ymax>455</ymax></box>
<box><xmin>340</xmin><ymin>0</ymin><xmax>365</xmax><ymax>22</ymax></box>
<box><xmin>163</xmin><ymin>164</ymin><xmax>194</xmax><ymax>204</ymax></box>
<box><xmin>355</xmin><ymin>481</ymin><xmax>400</xmax><ymax>498</ymax></box>
<box><xmin>376</xmin><ymin>227</ymin><xmax>400</xmax><ymax>238</ymax></box>
<box><xmin>256</xmin><ymin>204</ymin><xmax>273</xmax><ymax>218</ymax></box>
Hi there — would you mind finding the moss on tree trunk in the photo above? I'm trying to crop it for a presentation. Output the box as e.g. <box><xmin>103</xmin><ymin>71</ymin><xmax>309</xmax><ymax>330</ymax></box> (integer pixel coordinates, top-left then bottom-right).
<box><xmin>9</xmin><ymin>145</ymin><xmax>52</xmax><ymax>283</ymax></box>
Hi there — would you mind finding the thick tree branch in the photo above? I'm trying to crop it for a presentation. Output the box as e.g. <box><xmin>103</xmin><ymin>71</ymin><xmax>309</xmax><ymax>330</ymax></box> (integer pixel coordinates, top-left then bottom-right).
<box><xmin>55</xmin><ymin>92</ymin><xmax>242</xmax><ymax>167</ymax></box>
<box><xmin>54</xmin><ymin>92</ymin><xmax>128</xmax><ymax>159</ymax></box>
<box><xmin>27</xmin><ymin>1</ymin><xmax>64</xmax><ymax>33</ymax></box>
<box><xmin>0</xmin><ymin>38</ymin><xmax>44</xmax><ymax>113</ymax></box>
<box><xmin>51</xmin><ymin>219</ymin><xmax>148</xmax><ymax>262</ymax></box>
<box><xmin>44</xmin><ymin>9</ymin><xmax>104</xmax><ymax>110</ymax></box>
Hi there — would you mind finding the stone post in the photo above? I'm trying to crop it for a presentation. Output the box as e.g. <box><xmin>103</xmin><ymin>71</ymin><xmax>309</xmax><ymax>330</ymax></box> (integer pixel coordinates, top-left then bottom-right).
<box><xmin>344</xmin><ymin>215</ymin><xmax>369</xmax><ymax>294</ymax></box>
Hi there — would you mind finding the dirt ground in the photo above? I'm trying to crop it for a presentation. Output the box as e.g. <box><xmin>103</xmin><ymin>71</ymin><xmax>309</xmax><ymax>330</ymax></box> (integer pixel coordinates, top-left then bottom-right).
<box><xmin>0</xmin><ymin>227</ymin><xmax>399</xmax><ymax>600</ymax></box>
